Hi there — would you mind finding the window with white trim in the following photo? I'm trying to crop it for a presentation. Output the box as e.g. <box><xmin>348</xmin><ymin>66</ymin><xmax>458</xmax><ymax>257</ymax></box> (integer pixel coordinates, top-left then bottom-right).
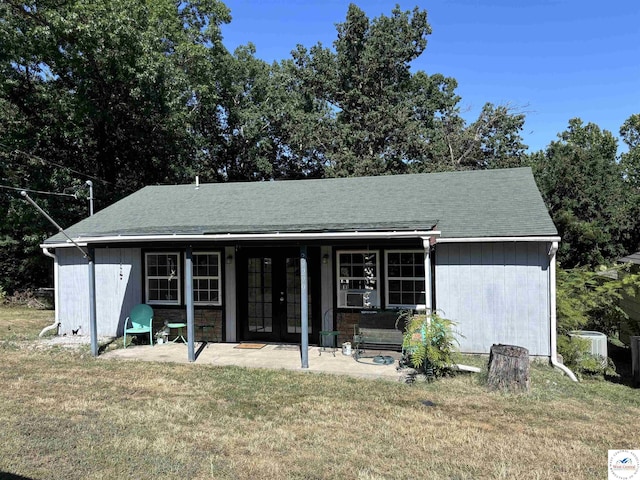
<box><xmin>145</xmin><ymin>253</ymin><xmax>181</xmax><ymax>305</ymax></box>
<box><xmin>337</xmin><ymin>251</ymin><xmax>380</xmax><ymax>308</ymax></box>
<box><xmin>192</xmin><ymin>252</ymin><xmax>222</xmax><ymax>305</ymax></box>
<box><xmin>385</xmin><ymin>250</ymin><xmax>426</xmax><ymax>309</ymax></box>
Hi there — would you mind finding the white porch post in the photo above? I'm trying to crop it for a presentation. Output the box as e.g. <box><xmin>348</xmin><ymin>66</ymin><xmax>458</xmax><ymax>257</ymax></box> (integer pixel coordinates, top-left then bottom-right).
<box><xmin>88</xmin><ymin>246</ymin><xmax>98</xmax><ymax>357</ymax></box>
<box><xmin>185</xmin><ymin>246</ymin><xmax>195</xmax><ymax>362</ymax></box>
<box><xmin>422</xmin><ymin>237</ymin><xmax>433</xmax><ymax>316</ymax></box>
<box><xmin>300</xmin><ymin>246</ymin><xmax>309</xmax><ymax>368</ymax></box>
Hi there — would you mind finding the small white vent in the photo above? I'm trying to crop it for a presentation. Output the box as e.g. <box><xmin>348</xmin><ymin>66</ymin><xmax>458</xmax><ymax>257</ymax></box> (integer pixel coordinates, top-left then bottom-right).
<box><xmin>569</xmin><ymin>330</ymin><xmax>608</xmax><ymax>358</ymax></box>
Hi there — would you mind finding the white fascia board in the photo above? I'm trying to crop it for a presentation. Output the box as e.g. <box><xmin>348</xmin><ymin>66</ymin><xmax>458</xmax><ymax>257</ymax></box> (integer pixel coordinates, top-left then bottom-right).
<box><xmin>41</xmin><ymin>230</ymin><xmax>443</xmax><ymax>249</ymax></box>
<box><xmin>436</xmin><ymin>236</ymin><xmax>561</xmax><ymax>243</ymax></box>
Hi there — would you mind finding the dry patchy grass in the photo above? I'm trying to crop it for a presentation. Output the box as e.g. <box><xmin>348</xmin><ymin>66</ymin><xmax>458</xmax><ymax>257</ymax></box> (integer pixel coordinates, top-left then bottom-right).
<box><xmin>0</xmin><ymin>306</ymin><xmax>54</xmax><ymax>341</ymax></box>
<box><xmin>0</xmin><ymin>307</ymin><xmax>638</xmax><ymax>479</ymax></box>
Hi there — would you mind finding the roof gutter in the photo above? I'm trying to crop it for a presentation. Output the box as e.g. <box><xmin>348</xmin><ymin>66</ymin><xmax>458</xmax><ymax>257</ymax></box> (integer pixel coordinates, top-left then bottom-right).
<box><xmin>41</xmin><ymin>230</ymin><xmax>443</xmax><ymax>248</ymax></box>
<box><xmin>437</xmin><ymin>236</ymin><xmax>561</xmax><ymax>243</ymax></box>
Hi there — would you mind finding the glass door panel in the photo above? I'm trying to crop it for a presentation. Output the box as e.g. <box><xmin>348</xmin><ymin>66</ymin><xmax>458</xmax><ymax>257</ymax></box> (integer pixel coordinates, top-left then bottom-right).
<box><xmin>285</xmin><ymin>256</ymin><xmax>312</xmax><ymax>334</ymax></box>
<box><xmin>241</xmin><ymin>248</ymin><xmax>319</xmax><ymax>343</ymax></box>
<box><xmin>247</xmin><ymin>257</ymin><xmax>273</xmax><ymax>333</ymax></box>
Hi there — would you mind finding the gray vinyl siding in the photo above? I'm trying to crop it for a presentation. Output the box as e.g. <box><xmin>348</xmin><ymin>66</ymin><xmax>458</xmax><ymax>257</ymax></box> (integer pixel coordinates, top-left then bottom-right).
<box><xmin>57</xmin><ymin>248</ymin><xmax>142</xmax><ymax>337</ymax></box>
<box><xmin>435</xmin><ymin>242</ymin><xmax>551</xmax><ymax>356</ymax></box>
<box><xmin>57</xmin><ymin>249</ymin><xmax>89</xmax><ymax>335</ymax></box>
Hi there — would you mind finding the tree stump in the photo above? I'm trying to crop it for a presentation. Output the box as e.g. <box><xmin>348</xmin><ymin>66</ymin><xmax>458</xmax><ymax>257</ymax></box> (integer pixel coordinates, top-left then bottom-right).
<box><xmin>487</xmin><ymin>344</ymin><xmax>530</xmax><ymax>393</ymax></box>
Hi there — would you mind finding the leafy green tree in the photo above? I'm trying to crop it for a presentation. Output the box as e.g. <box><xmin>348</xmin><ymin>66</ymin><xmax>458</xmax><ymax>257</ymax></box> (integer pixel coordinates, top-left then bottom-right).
<box><xmin>433</xmin><ymin>102</ymin><xmax>528</xmax><ymax>171</ymax></box>
<box><xmin>208</xmin><ymin>46</ymin><xmax>328</xmax><ymax>181</ymax></box>
<box><xmin>532</xmin><ymin>119</ymin><xmax>634</xmax><ymax>267</ymax></box>
<box><xmin>0</xmin><ymin>0</ymin><xmax>231</xmax><ymax>292</ymax></box>
<box><xmin>290</xmin><ymin>4</ymin><xmax>527</xmax><ymax>176</ymax></box>
<box><xmin>620</xmin><ymin>113</ymin><xmax>640</xmax><ymax>190</ymax></box>
<box><xmin>556</xmin><ymin>264</ymin><xmax>640</xmax><ymax>335</ymax></box>
<box><xmin>620</xmin><ymin>114</ymin><xmax>640</xmax><ymax>254</ymax></box>
<box><xmin>291</xmin><ymin>4</ymin><xmax>445</xmax><ymax>176</ymax></box>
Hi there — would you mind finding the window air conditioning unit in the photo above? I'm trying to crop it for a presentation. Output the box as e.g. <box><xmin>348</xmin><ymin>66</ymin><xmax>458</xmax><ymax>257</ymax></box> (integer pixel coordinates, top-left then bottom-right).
<box><xmin>346</xmin><ymin>293</ymin><xmax>364</xmax><ymax>307</ymax></box>
<box><xmin>341</xmin><ymin>290</ymin><xmax>378</xmax><ymax>308</ymax></box>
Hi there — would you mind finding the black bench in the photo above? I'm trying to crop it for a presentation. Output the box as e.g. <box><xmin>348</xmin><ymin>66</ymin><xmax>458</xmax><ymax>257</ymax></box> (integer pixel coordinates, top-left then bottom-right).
<box><xmin>353</xmin><ymin>310</ymin><xmax>407</xmax><ymax>358</ymax></box>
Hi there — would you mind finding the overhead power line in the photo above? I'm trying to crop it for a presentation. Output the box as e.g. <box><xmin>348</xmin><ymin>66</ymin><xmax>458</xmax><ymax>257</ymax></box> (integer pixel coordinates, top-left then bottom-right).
<box><xmin>0</xmin><ymin>143</ymin><xmax>112</xmax><ymax>185</ymax></box>
<box><xmin>0</xmin><ymin>184</ymin><xmax>78</xmax><ymax>198</ymax></box>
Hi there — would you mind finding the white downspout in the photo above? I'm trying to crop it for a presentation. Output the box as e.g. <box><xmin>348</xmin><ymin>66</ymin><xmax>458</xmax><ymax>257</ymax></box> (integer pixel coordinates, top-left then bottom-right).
<box><xmin>40</xmin><ymin>248</ymin><xmax>60</xmax><ymax>337</ymax></box>
<box><xmin>421</xmin><ymin>236</ymin><xmax>434</xmax><ymax>326</ymax></box>
<box><xmin>548</xmin><ymin>241</ymin><xmax>578</xmax><ymax>381</ymax></box>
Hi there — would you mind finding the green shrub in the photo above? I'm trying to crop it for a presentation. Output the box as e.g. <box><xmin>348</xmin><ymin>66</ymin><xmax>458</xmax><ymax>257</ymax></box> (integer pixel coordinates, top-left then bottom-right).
<box><xmin>557</xmin><ymin>334</ymin><xmax>618</xmax><ymax>379</ymax></box>
<box><xmin>557</xmin><ymin>263</ymin><xmax>640</xmax><ymax>336</ymax></box>
<box><xmin>401</xmin><ymin>312</ymin><xmax>460</xmax><ymax>379</ymax></box>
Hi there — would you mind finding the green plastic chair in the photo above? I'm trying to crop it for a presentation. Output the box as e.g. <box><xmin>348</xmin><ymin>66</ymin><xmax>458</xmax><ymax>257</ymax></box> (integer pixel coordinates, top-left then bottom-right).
<box><xmin>124</xmin><ymin>304</ymin><xmax>154</xmax><ymax>348</ymax></box>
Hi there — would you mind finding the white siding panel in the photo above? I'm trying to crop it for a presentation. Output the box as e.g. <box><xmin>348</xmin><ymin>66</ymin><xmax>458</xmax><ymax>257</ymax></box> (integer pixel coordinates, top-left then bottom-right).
<box><xmin>57</xmin><ymin>248</ymin><xmax>89</xmax><ymax>335</ymax></box>
<box><xmin>435</xmin><ymin>242</ymin><xmax>551</xmax><ymax>356</ymax></box>
<box><xmin>57</xmin><ymin>248</ymin><xmax>141</xmax><ymax>337</ymax></box>
<box><xmin>95</xmin><ymin>248</ymin><xmax>142</xmax><ymax>337</ymax></box>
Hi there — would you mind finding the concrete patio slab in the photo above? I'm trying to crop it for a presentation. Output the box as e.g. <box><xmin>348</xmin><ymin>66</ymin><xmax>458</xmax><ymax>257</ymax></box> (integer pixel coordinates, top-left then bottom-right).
<box><xmin>100</xmin><ymin>342</ymin><xmax>406</xmax><ymax>381</ymax></box>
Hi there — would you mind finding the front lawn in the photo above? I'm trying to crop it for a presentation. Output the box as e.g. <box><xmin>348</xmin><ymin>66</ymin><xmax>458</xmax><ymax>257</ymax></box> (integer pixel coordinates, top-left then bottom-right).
<box><xmin>0</xmin><ymin>307</ymin><xmax>637</xmax><ymax>479</ymax></box>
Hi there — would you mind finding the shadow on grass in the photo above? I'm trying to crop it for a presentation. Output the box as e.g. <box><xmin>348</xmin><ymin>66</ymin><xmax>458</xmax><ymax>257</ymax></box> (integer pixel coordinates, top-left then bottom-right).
<box><xmin>0</xmin><ymin>472</ymin><xmax>36</xmax><ymax>480</ymax></box>
<box><xmin>97</xmin><ymin>337</ymin><xmax>118</xmax><ymax>355</ymax></box>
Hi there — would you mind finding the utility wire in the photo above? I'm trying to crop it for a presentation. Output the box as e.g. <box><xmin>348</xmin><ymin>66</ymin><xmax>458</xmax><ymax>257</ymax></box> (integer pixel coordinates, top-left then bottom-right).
<box><xmin>0</xmin><ymin>142</ymin><xmax>112</xmax><ymax>185</ymax></box>
<box><xmin>0</xmin><ymin>184</ymin><xmax>78</xmax><ymax>198</ymax></box>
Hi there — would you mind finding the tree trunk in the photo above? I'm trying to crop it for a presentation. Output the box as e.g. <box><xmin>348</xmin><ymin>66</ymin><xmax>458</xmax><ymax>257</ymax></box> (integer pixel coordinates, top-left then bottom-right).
<box><xmin>487</xmin><ymin>344</ymin><xmax>530</xmax><ymax>393</ymax></box>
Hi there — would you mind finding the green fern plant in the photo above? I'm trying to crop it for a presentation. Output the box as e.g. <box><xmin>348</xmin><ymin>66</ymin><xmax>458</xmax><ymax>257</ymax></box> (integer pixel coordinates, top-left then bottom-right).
<box><xmin>401</xmin><ymin>312</ymin><xmax>460</xmax><ymax>378</ymax></box>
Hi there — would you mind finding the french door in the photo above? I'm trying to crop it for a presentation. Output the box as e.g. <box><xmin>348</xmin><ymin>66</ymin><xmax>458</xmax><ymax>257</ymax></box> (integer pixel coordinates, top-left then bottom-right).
<box><xmin>239</xmin><ymin>248</ymin><xmax>319</xmax><ymax>343</ymax></box>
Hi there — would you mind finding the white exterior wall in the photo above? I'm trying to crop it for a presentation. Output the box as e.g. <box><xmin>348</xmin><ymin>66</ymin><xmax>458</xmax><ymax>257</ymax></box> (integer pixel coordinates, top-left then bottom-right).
<box><xmin>435</xmin><ymin>242</ymin><xmax>551</xmax><ymax>356</ymax></box>
<box><xmin>57</xmin><ymin>247</ymin><xmax>142</xmax><ymax>337</ymax></box>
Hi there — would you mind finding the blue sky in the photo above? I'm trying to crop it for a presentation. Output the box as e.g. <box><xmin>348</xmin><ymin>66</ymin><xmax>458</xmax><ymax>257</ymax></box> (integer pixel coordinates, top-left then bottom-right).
<box><xmin>220</xmin><ymin>0</ymin><xmax>639</xmax><ymax>153</ymax></box>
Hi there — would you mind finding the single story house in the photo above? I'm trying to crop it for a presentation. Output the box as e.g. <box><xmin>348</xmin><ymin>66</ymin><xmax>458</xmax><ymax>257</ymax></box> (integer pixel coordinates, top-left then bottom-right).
<box><xmin>41</xmin><ymin>167</ymin><xmax>562</xmax><ymax>364</ymax></box>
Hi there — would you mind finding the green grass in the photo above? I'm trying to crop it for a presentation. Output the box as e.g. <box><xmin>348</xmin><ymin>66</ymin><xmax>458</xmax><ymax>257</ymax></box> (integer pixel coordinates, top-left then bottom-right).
<box><xmin>0</xmin><ymin>305</ymin><xmax>56</xmax><ymax>340</ymax></box>
<box><xmin>0</xmin><ymin>306</ymin><xmax>639</xmax><ymax>479</ymax></box>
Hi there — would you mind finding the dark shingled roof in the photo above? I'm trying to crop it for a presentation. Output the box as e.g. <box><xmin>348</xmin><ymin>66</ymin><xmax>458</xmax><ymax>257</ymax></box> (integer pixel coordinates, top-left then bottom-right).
<box><xmin>44</xmin><ymin>167</ymin><xmax>558</xmax><ymax>243</ymax></box>
<box><xmin>621</xmin><ymin>252</ymin><xmax>640</xmax><ymax>265</ymax></box>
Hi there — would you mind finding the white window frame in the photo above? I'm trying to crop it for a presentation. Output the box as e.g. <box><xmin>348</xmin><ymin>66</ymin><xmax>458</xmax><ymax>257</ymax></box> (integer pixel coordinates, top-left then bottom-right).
<box><xmin>336</xmin><ymin>250</ymin><xmax>380</xmax><ymax>309</ymax></box>
<box><xmin>192</xmin><ymin>251</ymin><xmax>222</xmax><ymax>306</ymax></box>
<box><xmin>384</xmin><ymin>250</ymin><xmax>426</xmax><ymax>310</ymax></box>
<box><xmin>145</xmin><ymin>252</ymin><xmax>181</xmax><ymax>305</ymax></box>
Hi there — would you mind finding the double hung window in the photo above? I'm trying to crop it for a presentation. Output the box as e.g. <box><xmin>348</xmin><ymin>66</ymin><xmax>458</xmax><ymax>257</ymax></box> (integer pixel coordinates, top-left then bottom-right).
<box><xmin>385</xmin><ymin>251</ymin><xmax>426</xmax><ymax>309</ymax></box>
<box><xmin>144</xmin><ymin>251</ymin><xmax>222</xmax><ymax>306</ymax></box>
<box><xmin>145</xmin><ymin>253</ymin><xmax>181</xmax><ymax>305</ymax></box>
<box><xmin>192</xmin><ymin>252</ymin><xmax>222</xmax><ymax>305</ymax></box>
<box><xmin>336</xmin><ymin>251</ymin><xmax>380</xmax><ymax>308</ymax></box>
